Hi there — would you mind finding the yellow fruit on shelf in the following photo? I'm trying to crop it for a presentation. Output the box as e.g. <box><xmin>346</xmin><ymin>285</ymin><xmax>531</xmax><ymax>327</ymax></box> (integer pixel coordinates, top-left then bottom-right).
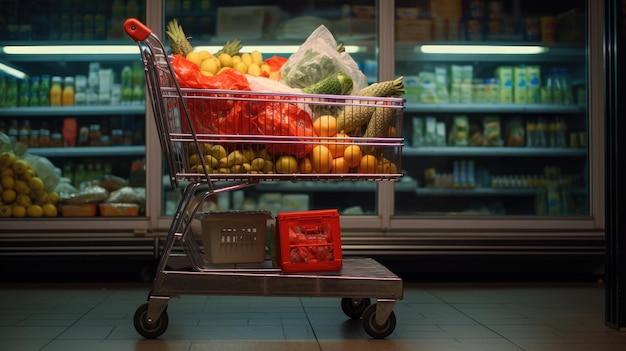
<box><xmin>0</xmin><ymin>205</ymin><xmax>12</xmax><ymax>217</ymax></box>
<box><xmin>12</xmin><ymin>159</ymin><xmax>30</xmax><ymax>174</ymax></box>
<box><xmin>0</xmin><ymin>167</ymin><xmax>15</xmax><ymax>178</ymax></box>
<box><xmin>1</xmin><ymin>175</ymin><xmax>15</xmax><ymax>190</ymax></box>
<box><xmin>275</xmin><ymin>155</ymin><xmax>298</xmax><ymax>174</ymax></box>
<box><xmin>26</xmin><ymin>204</ymin><xmax>43</xmax><ymax>218</ymax></box>
<box><xmin>12</xmin><ymin>204</ymin><xmax>26</xmax><ymax>218</ymax></box>
<box><xmin>29</xmin><ymin>177</ymin><xmax>45</xmax><ymax>192</ymax></box>
<box><xmin>17</xmin><ymin>194</ymin><xmax>32</xmax><ymax>207</ymax></box>
<box><xmin>310</xmin><ymin>145</ymin><xmax>333</xmax><ymax>174</ymax></box>
<box><xmin>358</xmin><ymin>154</ymin><xmax>378</xmax><ymax>174</ymax></box>
<box><xmin>47</xmin><ymin>191</ymin><xmax>59</xmax><ymax>204</ymax></box>
<box><xmin>343</xmin><ymin>144</ymin><xmax>362</xmax><ymax>168</ymax></box>
<box><xmin>42</xmin><ymin>203</ymin><xmax>58</xmax><ymax>217</ymax></box>
<box><xmin>1</xmin><ymin>188</ymin><xmax>16</xmax><ymax>203</ymax></box>
<box><xmin>0</xmin><ymin>151</ymin><xmax>17</xmax><ymax>167</ymax></box>
<box><xmin>14</xmin><ymin>179</ymin><xmax>30</xmax><ymax>195</ymax></box>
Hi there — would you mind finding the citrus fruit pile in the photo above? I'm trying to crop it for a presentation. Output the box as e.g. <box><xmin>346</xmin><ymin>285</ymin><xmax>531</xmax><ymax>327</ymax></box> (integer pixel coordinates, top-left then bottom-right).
<box><xmin>0</xmin><ymin>151</ymin><xmax>59</xmax><ymax>218</ymax></box>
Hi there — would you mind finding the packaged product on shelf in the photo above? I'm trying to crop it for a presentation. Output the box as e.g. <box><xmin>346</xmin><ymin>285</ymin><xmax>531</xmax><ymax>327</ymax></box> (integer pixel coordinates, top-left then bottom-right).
<box><xmin>49</xmin><ymin>76</ymin><xmax>63</xmax><ymax>106</ymax></box>
<box><xmin>404</xmin><ymin>76</ymin><xmax>420</xmax><ymax>102</ymax></box>
<box><xmin>483</xmin><ymin>115</ymin><xmax>502</xmax><ymax>146</ymax></box>
<box><xmin>74</xmin><ymin>75</ymin><xmax>87</xmax><ymax>106</ymax></box>
<box><xmin>534</xmin><ymin>117</ymin><xmax>548</xmax><ymax>147</ymax></box>
<box><xmin>436</xmin><ymin>121</ymin><xmax>447</xmax><ymax>146</ymax></box>
<box><xmin>450</xmin><ymin>115</ymin><xmax>469</xmax><ymax>146</ymax></box>
<box><xmin>513</xmin><ymin>66</ymin><xmax>528</xmax><ymax>103</ymax></box>
<box><xmin>61</xmin><ymin>76</ymin><xmax>75</xmax><ymax>106</ymax></box>
<box><xmin>497</xmin><ymin>66</ymin><xmax>513</xmax><ymax>103</ymax></box>
<box><xmin>435</xmin><ymin>67</ymin><xmax>450</xmax><ymax>102</ymax></box>
<box><xmin>424</xmin><ymin>116</ymin><xmax>437</xmax><ymax>146</ymax></box>
<box><xmin>418</xmin><ymin>71</ymin><xmax>437</xmax><ymax>103</ymax></box>
<box><xmin>63</xmin><ymin>118</ymin><xmax>77</xmax><ymax>147</ymax></box>
<box><xmin>98</xmin><ymin>68</ymin><xmax>113</xmax><ymax>105</ymax></box>
<box><xmin>18</xmin><ymin>79</ymin><xmax>29</xmax><ymax>107</ymax></box>
<box><xmin>469</xmin><ymin>124</ymin><xmax>484</xmax><ymax>146</ymax></box>
<box><xmin>472</xmin><ymin>79</ymin><xmax>487</xmax><ymax>103</ymax></box>
<box><xmin>540</xmin><ymin>15</ymin><xmax>556</xmax><ymax>42</ymax></box>
<box><xmin>505</xmin><ymin>117</ymin><xmax>525</xmax><ymax>146</ymax></box>
<box><xmin>527</xmin><ymin>65</ymin><xmax>541</xmax><ymax>103</ymax></box>
<box><xmin>411</xmin><ymin>117</ymin><xmax>424</xmax><ymax>147</ymax></box>
<box><xmin>5</xmin><ymin>76</ymin><xmax>18</xmax><ymax>107</ymax></box>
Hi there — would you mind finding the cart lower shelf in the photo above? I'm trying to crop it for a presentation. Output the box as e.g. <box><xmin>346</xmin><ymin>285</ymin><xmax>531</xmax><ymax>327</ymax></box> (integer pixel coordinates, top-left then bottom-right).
<box><xmin>134</xmin><ymin>257</ymin><xmax>403</xmax><ymax>339</ymax></box>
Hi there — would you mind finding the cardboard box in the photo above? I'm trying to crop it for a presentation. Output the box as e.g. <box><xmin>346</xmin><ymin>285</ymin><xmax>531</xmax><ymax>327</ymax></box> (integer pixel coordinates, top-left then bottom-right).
<box><xmin>396</xmin><ymin>19</ymin><xmax>432</xmax><ymax>41</ymax></box>
<box><xmin>276</xmin><ymin>209</ymin><xmax>342</xmax><ymax>273</ymax></box>
<box><xmin>430</xmin><ymin>0</ymin><xmax>462</xmax><ymax>20</ymax></box>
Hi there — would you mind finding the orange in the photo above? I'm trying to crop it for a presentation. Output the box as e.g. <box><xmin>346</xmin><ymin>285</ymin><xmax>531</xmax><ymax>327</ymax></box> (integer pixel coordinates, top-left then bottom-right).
<box><xmin>358</xmin><ymin>155</ymin><xmax>378</xmax><ymax>174</ymax></box>
<box><xmin>325</xmin><ymin>132</ymin><xmax>350</xmax><ymax>158</ymax></box>
<box><xmin>330</xmin><ymin>157</ymin><xmax>351</xmax><ymax>174</ymax></box>
<box><xmin>298</xmin><ymin>157</ymin><xmax>314</xmax><ymax>174</ymax></box>
<box><xmin>343</xmin><ymin>144</ymin><xmax>362</xmax><ymax>168</ymax></box>
<box><xmin>309</xmin><ymin>145</ymin><xmax>333</xmax><ymax>174</ymax></box>
<box><xmin>313</xmin><ymin>115</ymin><xmax>337</xmax><ymax>137</ymax></box>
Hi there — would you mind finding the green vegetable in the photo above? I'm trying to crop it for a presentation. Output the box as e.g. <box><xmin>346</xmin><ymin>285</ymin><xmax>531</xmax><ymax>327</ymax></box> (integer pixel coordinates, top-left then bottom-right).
<box><xmin>361</xmin><ymin>105</ymin><xmax>397</xmax><ymax>155</ymax></box>
<box><xmin>281</xmin><ymin>49</ymin><xmax>340</xmax><ymax>89</ymax></box>
<box><xmin>302</xmin><ymin>72</ymin><xmax>353</xmax><ymax>95</ymax></box>
<box><xmin>336</xmin><ymin>76</ymin><xmax>405</xmax><ymax>134</ymax></box>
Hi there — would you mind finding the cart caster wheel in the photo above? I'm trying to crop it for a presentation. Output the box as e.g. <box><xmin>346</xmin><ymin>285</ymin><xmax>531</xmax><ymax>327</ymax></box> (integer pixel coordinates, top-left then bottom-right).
<box><xmin>362</xmin><ymin>303</ymin><xmax>396</xmax><ymax>339</ymax></box>
<box><xmin>133</xmin><ymin>303</ymin><xmax>169</xmax><ymax>339</ymax></box>
<box><xmin>341</xmin><ymin>298</ymin><xmax>371</xmax><ymax>319</ymax></box>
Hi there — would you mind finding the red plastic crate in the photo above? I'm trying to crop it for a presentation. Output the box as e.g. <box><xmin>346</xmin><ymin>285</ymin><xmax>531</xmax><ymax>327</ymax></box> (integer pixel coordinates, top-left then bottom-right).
<box><xmin>276</xmin><ymin>209</ymin><xmax>342</xmax><ymax>273</ymax></box>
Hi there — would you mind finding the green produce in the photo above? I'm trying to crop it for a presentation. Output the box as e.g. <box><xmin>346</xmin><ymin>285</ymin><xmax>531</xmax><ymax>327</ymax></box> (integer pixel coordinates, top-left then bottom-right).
<box><xmin>361</xmin><ymin>106</ymin><xmax>397</xmax><ymax>155</ymax></box>
<box><xmin>166</xmin><ymin>18</ymin><xmax>193</xmax><ymax>56</ymax></box>
<box><xmin>302</xmin><ymin>72</ymin><xmax>353</xmax><ymax>95</ymax></box>
<box><xmin>281</xmin><ymin>49</ymin><xmax>339</xmax><ymax>89</ymax></box>
<box><xmin>336</xmin><ymin>76</ymin><xmax>405</xmax><ymax>134</ymax></box>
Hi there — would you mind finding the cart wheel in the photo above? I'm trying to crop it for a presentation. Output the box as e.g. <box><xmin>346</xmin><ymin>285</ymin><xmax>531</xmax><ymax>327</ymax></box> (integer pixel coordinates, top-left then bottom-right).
<box><xmin>133</xmin><ymin>303</ymin><xmax>169</xmax><ymax>339</ymax></box>
<box><xmin>362</xmin><ymin>303</ymin><xmax>396</xmax><ymax>339</ymax></box>
<box><xmin>341</xmin><ymin>298</ymin><xmax>371</xmax><ymax>319</ymax></box>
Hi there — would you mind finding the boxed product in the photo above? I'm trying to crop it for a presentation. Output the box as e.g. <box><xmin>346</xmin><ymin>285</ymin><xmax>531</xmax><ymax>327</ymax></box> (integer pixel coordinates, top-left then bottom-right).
<box><xmin>396</xmin><ymin>19</ymin><xmax>432</xmax><ymax>41</ymax></box>
<box><xmin>61</xmin><ymin>204</ymin><xmax>97</xmax><ymax>217</ymax></box>
<box><xmin>430</xmin><ymin>0</ymin><xmax>462</xmax><ymax>20</ymax></box>
<box><xmin>276</xmin><ymin>209</ymin><xmax>342</xmax><ymax>273</ymax></box>
<box><xmin>199</xmin><ymin>210</ymin><xmax>272</xmax><ymax>264</ymax></box>
<box><xmin>98</xmin><ymin>203</ymin><xmax>139</xmax><ymax>217</ymax></box>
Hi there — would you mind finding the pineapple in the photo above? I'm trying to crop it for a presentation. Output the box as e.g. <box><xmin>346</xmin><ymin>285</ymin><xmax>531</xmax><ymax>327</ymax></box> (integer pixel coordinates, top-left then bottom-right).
<box><xmin>215</xmin><ymin>39</ymin><xmax>242</xmax><ymax>56</ymax></box>
<box><xmin>166</xmin><ymin>18</ymin><xmax>193</xmax><ymax>56</ymax></box>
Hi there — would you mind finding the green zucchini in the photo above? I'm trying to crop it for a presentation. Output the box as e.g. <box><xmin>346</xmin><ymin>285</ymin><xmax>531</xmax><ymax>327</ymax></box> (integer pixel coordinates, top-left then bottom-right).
<box><xmin>302</xmin><ymin>72</ymin><xmax>353</xmax><ymax>95</ymax></box>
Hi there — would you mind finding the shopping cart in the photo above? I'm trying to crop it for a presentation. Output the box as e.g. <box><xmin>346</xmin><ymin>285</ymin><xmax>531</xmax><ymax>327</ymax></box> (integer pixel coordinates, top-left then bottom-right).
<box><xmin>124</xmin><ymin>18</ymin><xmax>405</xmax><ymax>339</ymax></box>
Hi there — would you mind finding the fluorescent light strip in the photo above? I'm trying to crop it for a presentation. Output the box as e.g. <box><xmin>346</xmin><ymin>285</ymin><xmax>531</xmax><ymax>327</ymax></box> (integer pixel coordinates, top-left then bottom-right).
<box><xmin>420</xmin><ymin>45</ymin><xmax>548</xmax><ymax>55</ymax></box>
<box><xmin>196</xmin><ymin>45</ymin><xmax>362</xmax><ymax>54</ymax></box>
<box><xmin>0</xmin><ymin>62</ymin><xmax>27</xmax><ymax>79</ymax></box>
<box><xmin>3</xmin><ymin>45</ymin><xmax>140</xmax><ymax>55</ymax></box>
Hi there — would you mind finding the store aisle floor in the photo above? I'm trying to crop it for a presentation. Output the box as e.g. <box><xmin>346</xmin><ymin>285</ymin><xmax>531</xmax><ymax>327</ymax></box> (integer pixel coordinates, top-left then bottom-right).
<box><xmin>0</xmin><ymin>280</ymin><xmax>623</xmax><ymax>351</ymax></box>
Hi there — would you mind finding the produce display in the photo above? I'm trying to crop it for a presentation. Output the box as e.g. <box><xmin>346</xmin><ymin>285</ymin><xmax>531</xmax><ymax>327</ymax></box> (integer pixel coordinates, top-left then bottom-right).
<box><xmin>165</xmin><ymin>19</ymin><xmax>405</xmax><ymax>177</ymax></box>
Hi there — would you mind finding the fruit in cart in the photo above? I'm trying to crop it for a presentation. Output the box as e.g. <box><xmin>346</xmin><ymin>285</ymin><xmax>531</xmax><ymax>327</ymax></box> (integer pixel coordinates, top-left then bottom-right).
<box><xmin>262</xmin><ymin>160</ymin><xmax>274</xmax><ymax>173</ymax></box>
<box><xmin>275</xmin><ymin>155</ymin><xmax>298</xmax><ymax>174</ymax></box>
<box><xmin>342</xmin><ymin>145</ymin><xmax>362</xmax><ymax>168</ymax></box>
<box><xmin>28</xmin><ymin>177</ymin><xmax>44</xmax><ymax>192</ymax></box>
<box><xmin>166</xmin><ymin>18</ymin><xmax>194</xmax><ymax>57</ymax></box>
<box><xmin>362</xmin><ymin>104</ymin><xmax>397</xmax><ymax>155</ymax></box>
<box><xmin>209</xmin><ymin>145</ymin><xmax>228</xmax><ymax>160</ymax></box>
<box><xmin>1</xmin><ymin>188</ymin><xmax>16</xmax><ymax>203</ymax></box>
<box><xmin>15</xmin><ymin>179</ymin><xmax>31</xmax><ymax>195</ymax></box>
<box><xmin>185</xmin><ymin>51</ymin><xmax>203</xmax><ymax>67</ymax></box>
<box><xmin>302</xmin><ymin>72</ymin><xmax>353</xmax><ymax>95</ymax></box>
<box><xmin>1</xmin><ymin>175</ymin><xmax>15</xmax><ymax>189</ymax></box>
<box><xmin>310</xmin><ymin>145</ymin><xmax>333</xmax><ymax>174</ymax></box>
<box><xmin>336</xmin><ymin>77</ymin><xmax>405</xmax><ymax>134</ymax></box>
<box><xmin>190</xmin><ymin>164</ymin><xmax>213</xmax><ymax>174</ymax></box>
<box><xmin>257</xmin><ymin>148</ymin><xmax>272</xmax><ymax>161</ymax></box>
<box><xmin>313</xmin><ymin>115</ymin><xmax>337</xmax><ymax>137</ymax></box>
<box><xmin>241</xmin><ymin>149</ymin><xmax>256</xmax><ymax>164</ymax></box>
<box><xmin>358</xmin><ymin>155</ymin><xmax>378</xmax><ymax>174</ymax></box>
<box><xmin>203</xmin><ymin>155</ymin><xmax>219</xmax><ymax>168</ymax></box>
<box><xmin>325</xmin><ymin>132</ymin><xmax>350</xmax><ymax>158</ymax></box>
<box><xmin>230</xmin><ymin>164</ymin><xmax>246</xmax><ymax>173</ymax></box>
<box><xmin>331</xmin><ymin>157</ymin><xmax>351</xmax><ymax>174</ymax></box>
<box><xmin>188</xmin><ymin>153</ymin><xmax>201</xmax><ymax>166</ymax></box>
<box><xmin>219</xmin><ymin>150</ymin><xmax>246</xmax><ymax>168</ymax></box>
<box><xmin>298</xmin><ymin>157</ymin><xmax>314</xmax><ymax>174</ymax></box>
<box><xmin>247</xmin><ymin>63</ymin><xmax>261</xmax><ymax>77</ymax></box>
<box><xmin>17</xmin><ymin>193</ymin><xmax>32</xmax><ymax>207</ymax></box>
<box><xmin>250</xmin><ymin>158</ymin><xmax>266</xmax><ymax>172</ymax></box>
<box><xmin>0</xmin><ymin>151</ymin><xmax>17</xmax><ymax>167</ymax></box>
<box><xmin>376</xmin><ymin>157</ymin><xmax>398</xmax><ymax>174</ymax></box>
<box><xmin>251</xmin><ymin>50</ymin><xmax>263</xmax><ymax>65</ymax></box>
<box><xmin>0</xmin><ymin>205</ymin><xmax>11</xmax><ymax>217</ymax></box>
<box><xmin>218</xmin><ymin>53</ymin><xmax>234</xmax><ymax>69</ymax></box>
<box><xmin>200</xmin><ymin>58</ymin><xmax>220</xmax><ymax>76</ymax></box>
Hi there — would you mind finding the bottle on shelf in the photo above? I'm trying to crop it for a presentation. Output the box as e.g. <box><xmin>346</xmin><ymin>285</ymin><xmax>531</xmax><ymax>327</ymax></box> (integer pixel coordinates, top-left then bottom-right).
<box><xmin>62</xmin><ymin>76</ymin><xmax>75</xmax><ymax>106</ymax></box>
<box><xmin>39</xmin><ymin>74</ymin><xmax>51</xmax><ymax>106</ymax></box>
<box><xmin>50</xmin><ymin>76</ymin><xmax>63</xmax><ymax>106</ymax></box>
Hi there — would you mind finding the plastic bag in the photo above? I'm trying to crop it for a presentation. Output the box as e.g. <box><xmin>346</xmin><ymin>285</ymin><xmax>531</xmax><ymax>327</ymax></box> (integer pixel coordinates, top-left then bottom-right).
<box><xmin>21</xmin><ymin>153</ymin><xmax>62</xmax><ymax>192</ymax></box>
<box><xmin>280</xmin><ymin>25</ymin><xmax>367</xmax><ymax>94</ymax></box>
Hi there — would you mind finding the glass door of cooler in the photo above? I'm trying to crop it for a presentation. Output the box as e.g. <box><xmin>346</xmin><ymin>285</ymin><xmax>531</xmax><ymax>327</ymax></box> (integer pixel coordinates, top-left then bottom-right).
<box><xmin>393</xmin><ymin>0</ymin><xmax>601</xmax><ymax>223</ymax></box>
<box><xmin>159</xmin><ymin>0</ymin><xmax>386</xmax><ymax>226</ymax></box>
<box><xmin>0</xmin><ymin>1</ymin><xmax>149</xmax><ymax>225</ymax></box>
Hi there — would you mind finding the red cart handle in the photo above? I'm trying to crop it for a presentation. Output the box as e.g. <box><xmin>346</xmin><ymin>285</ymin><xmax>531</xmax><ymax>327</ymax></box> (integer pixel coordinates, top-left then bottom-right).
<box><xmin>124</xmin><ymin>18</ymin><xmax>152</xmax><ymax>42</ymax></box>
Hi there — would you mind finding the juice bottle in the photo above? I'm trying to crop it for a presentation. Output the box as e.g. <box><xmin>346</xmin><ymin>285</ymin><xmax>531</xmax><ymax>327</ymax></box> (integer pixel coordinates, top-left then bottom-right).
<box><xmin>50</xmin><ymin>76</ymin><xmax>63</xmax><ymax>106</ymax></box>
<box><xmin>62</xmin><ymin>76</ymin><xmax>75</xmax><ymax>106</ymax></box>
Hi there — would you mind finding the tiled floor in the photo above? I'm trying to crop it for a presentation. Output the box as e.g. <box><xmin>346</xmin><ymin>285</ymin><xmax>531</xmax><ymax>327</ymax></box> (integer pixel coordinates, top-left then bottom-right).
<box><xmin>0</xmin><ymin>273</ymin><xmax>624</xmax><ymax>351</ymax></box>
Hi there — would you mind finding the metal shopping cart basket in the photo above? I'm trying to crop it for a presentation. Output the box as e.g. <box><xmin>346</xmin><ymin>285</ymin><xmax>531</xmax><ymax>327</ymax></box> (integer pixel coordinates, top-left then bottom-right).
<box><xmin>124</xmin><ymin>18</ymin><xmax>405</xmax><ymax>339</ymax></box>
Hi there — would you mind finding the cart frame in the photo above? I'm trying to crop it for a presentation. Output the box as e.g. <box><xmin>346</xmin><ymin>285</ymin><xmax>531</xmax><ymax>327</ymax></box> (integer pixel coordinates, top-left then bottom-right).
<box><xmin>124</xmin><ymin>18</ymin><xmax>405</xmax><ymax>339</ymax></box>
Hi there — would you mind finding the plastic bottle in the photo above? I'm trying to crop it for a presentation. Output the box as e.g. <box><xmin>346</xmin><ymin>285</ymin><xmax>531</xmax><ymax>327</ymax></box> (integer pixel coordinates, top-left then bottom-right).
<box><xmin>50</xmin><ymin>76</ymin><xmax>63</xmax><ymax>106</ymax></box>
<box><xmin>559</xmin><ymin>67</ymin><xmax>574</xmax><ymax>105</ymax></box>
<box><xmin>62</xmin><ymin>76</ymin><xmax>75</xmax><ymax>106</ymax></box>
<box><xmin>551</xmin><ymin>68</ymin><xmax>563</xmax><ymax>104</ymax></box>
<box><xmin>110</xmin><ymin>0</ymin><xmax>125</xmax><ymax>39</ymax></box>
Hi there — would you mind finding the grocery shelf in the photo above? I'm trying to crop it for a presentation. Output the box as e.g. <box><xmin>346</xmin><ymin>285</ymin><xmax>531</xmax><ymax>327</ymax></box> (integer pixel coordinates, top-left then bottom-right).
<box><xmin>28</xmin><ymin>146</ymin><xmax>146</xmax><ymax>157</ymax></box>
<box><xmin>404</xmin><ymin>102</ymin><xmax>586</xmax><ymax>114</ymax></box>
<box><xmin>402</xmin><ymin>146</ymin><xmax>587</xmax><ymax>157</ymax></box>
<box><xmin>255</xmin><ymin>180</ymin><xmax>417</xmax><ymax>192</ymax></box>
<box><xmin>415</xmin><ymin>187</ymin><xmax>588</xmax><ymax>197</ymax></box>
<box><xmin>0</xmin><ymin>105</ymin><xmax>145</xmax><ymax>117</ymax></box>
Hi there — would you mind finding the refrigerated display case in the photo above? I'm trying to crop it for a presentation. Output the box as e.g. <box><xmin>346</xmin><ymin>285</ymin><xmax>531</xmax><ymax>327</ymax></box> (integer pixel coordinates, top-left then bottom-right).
<box><xmin>0</xmin><ymin>1</ymin><xmax>606</xmax><ymax>275</ymax></box>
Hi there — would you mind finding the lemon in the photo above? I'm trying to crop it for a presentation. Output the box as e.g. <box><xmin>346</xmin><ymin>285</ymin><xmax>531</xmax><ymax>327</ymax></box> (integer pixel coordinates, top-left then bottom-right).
<box><xmin>35</xmin><ymin>193</ymin><xmax>48</xmax><ymax>205</ymax></box>
<box><xmin>26</xmin><ymin>204</ymin><xmax>43</xmax><ymax>217</ymax></box>
<box><xmin>274</xmin><ymin>155</ymin><xmax>298</xmax><ymax>174</ymax></box>
<box><xmin>17</xmin><ymin>194</ymin><xmax>32</xmax><ymax>207</ymax></box>
<box><xmin>1</xmin><ymin>188</ymin><xmax>17</xmax><ymax>203</ymax></box>
<box><xmin>250</xmin><ymin>158</ymin><xmax>266</xmax><ymax>171</ymax></box>
<box><xmin>233</xmin><ymin>61</ymin><xmax>248</xmax><ymax>74</ymax></box>
<box><xmin>298</xmin><ymin>157</ymin><xmax>314</xmax><ymax>174</ymax></box>
<box><xmin>15</xmin><ymin>179</ymin><xmax>30</xmax><ymax>195</ymax></box>
<box><xmin>42</xmin><ymin>203</ymin><xmax>58</xmax><ymax>217</ymax></box>
<box><xmin>185</xmin><ymin>51</ymin><xmax>203</xmax><ymax>67</ymax></box>
<box><xmin>1</xmin><ymin>175</ymin><xmax>15</xmax><ymax>189</ymax></box>
<box><xmin>12</xmin><ymin>159</ymin><xmax>30</xmax><ymax>174</ymax></box>
<box><xmin>0</xmin><ymin>168</ymin><xmax>14</xmax><ymax>178</ymax></box>
<box><xmin>200</xmin><ymin>58</ymin><xmax>219</xmax><ymax>75</ymax></box>
<box><xmin>197</xmin><ymin>50</ymin><xmax>213</xmax><ymax>61</ymax></box>
<box><xmin>12</xmin><ymin>205</ymin><xmax>26</xmax><ymax>218</ymax></box>
<box><xmin>310</xmin><ymin>145</ymin><xmax>333</xmax><ymax>174</ymax></box>
<box><xmin>0</xmin><ymin>205</ymin><xmax>12</xmax><ymax>217</ymax></box>
<box><xmin>218</xmin><ymin>53</ymin><xmax>233</xmax><ymax>68</ymax></box>
<box><xmin>28</xmin><ymin>177</ymin><xmax>45</xmax><ymax>192</ymax></box>
<box><xmin>231</xmin><ymin>55</ymin><xmax>241</xmax><ymax>64</ymax></box>
<box><xmin>358</xmin><ymin>154</ymin><xmax>378</xmax><ymax>174</ymax></box>
<box><xmin>188</xmin><ymin>153</ymin><xmax>201</xmax><ymax>166</ymax></box>
<box><xmin>200</xmin><ymin>70</ymin><xmax>214</xmax><ymax>77</ymax></box>
<box><xmin>247</xmin><ymin>63</ymin><xmax>261</xmax><ymax>77</ymax></box>
<box><xmin>47</xmin><ymin>191</ymin><xmax>59</xmax><ymax>204</ymax></box>
<box><xmin>251</xmin><ymin>50</ymin><xmax>263</xmax><ymax>65</ymax></box>
<box><xmin>241</xmin><ymin>53</ymin><xmax>252</xmax><ymax>65</ymax></box>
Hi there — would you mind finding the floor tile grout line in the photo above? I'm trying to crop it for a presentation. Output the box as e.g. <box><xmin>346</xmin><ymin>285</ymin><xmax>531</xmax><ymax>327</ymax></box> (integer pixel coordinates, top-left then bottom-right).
<box><xmin>425</xmin><ymin>289</ymin><xmax>528</xmax><ymax>351</ymax></box>
<box><xmin>298</xmin><ymin>297</ymin><xmax>324</xmax><ymax>351</ymax></box>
